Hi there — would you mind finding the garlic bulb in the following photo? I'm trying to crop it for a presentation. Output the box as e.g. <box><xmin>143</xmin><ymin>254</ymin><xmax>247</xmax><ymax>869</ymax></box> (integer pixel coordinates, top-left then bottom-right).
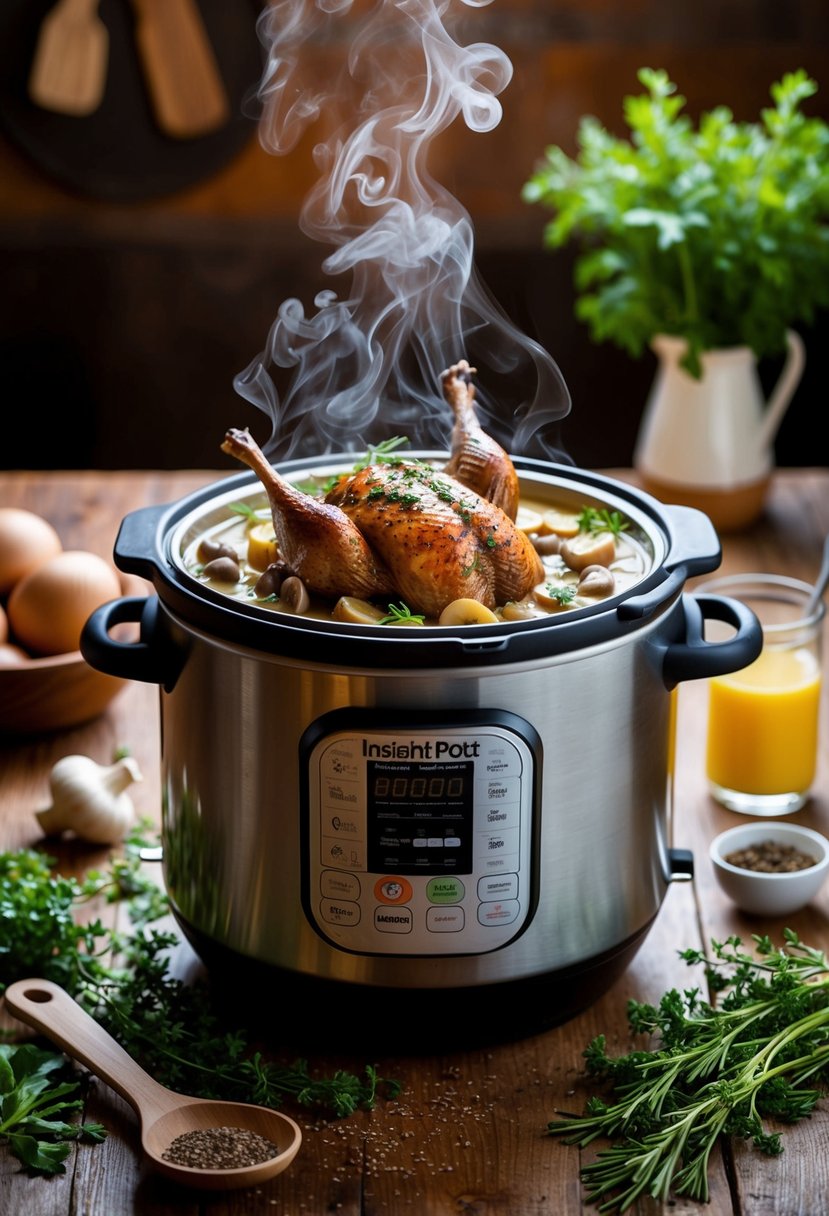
<box><xmin>36</xmin><ymin>754</ymin><xmax>142</xmax><ymax>844</ymax></box>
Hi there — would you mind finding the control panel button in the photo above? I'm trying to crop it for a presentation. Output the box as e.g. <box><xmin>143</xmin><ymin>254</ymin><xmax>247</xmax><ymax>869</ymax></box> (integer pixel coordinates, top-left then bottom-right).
<box><xmin>320</xmin><ymin>837</ymin><xmax>366</xmax><ymax>870</ymax></box>
<box><xmin>477</xmin><ymin>899</ymin><xmax>520</xmax><ymax>927</ymax></box>
<box><xmin>321</xmin><ymin>870</ymin><xmax>361</xmax><ymax>900</ymax></box>
<box><xmin>426</xmin><ymin>877</ymin><xmax>465</xmax><ymax>904</ymax></box>
<box><xmin>477</xmin><ymin>873</ymin><xmax>518</xmax><ymax>901</ymax></box>
<box><xmin>427</xmin><ymin>906</ymin><xmax>465</xmax><ymax>932</ymax></box>
<box><xmin>320</xmin><ymin>900</ymin><xmax>361</xmax><ymax>927</ymax></box>
<box><xmin>374</xmin><ymin>876</ymin><xmax>413</xmax><ymax>904</ymax></box>
<box><xmin>374</xmin><ymin>906</ymin><xmax>413</xmax><ymax>933</ymax></box>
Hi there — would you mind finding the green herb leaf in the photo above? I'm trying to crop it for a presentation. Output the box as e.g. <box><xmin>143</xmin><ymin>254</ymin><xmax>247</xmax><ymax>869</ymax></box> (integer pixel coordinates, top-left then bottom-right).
<box><xmin>0</xmin><ymin>1044</ymin><xmax>105</xmax><ymax>1176</ymax></box>
<box><xmin>523</xmin><ymin>69</ymin><xmax>829</xmax><ymax>374</ymax></box>
<box><xmin>548</xmin><ymin>932</ymin><xmax>829</xmax><ymax>1211</ymax></box>
<box><xmin>377</xmin><ymin>602</ymin><xmax>426</xmax><ymax>625</ymax></box>
<box><xmin>577</xmin><ymin>507</ymin><xmax>629</xmax><ymax>536</ymax></box>
<box><xmin>0</xmin><ymin>844</ymin><xmax>402</xmax><ymax>1169</ymax></box>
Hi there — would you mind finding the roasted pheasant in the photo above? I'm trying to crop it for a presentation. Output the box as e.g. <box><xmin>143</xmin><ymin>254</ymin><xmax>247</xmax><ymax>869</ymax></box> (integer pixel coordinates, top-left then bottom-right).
<box><xmin>220</xmin><ymin>365</ymin><xmax>543</xmax><ymax>618</ymax></box>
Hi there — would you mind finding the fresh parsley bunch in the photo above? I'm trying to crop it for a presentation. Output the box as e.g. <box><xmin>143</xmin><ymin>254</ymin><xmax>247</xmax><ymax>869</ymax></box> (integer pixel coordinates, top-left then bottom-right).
<box><xmin>549</xmin><ymin>930</ymin><xmax>829</xmax><ymax>1212</ymax></box>
<box><xmin>0</xmin><ymin>844</ymin><xmax>399</xmax><ymax>1176</ymax></box>
<box><xmin>523</xmin><ymin>68</ymin><xmax>829</xmax><ymax>376</ymax></box>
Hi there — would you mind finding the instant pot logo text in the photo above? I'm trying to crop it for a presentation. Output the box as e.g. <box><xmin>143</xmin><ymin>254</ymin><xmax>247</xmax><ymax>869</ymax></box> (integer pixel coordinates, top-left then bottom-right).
<box><xmin>362</xmin><ymin>739</ymin><xmax>480</xmax><ymax>760</ymax></box>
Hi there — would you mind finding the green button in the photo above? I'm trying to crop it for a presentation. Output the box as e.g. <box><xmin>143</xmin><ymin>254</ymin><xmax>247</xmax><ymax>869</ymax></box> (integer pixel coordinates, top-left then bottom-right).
<box><xmin>426</xmin><ymin>877</ymin><xmax>465</xmax><ymax>904</ymax></box>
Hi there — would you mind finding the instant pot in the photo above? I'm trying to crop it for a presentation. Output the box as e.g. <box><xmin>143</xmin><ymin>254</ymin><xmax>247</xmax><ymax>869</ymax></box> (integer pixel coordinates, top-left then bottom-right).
<box><xmin>82</xmin><ymin>455</ymin><xmax>761</xmax><ymax>1050</ymax></box>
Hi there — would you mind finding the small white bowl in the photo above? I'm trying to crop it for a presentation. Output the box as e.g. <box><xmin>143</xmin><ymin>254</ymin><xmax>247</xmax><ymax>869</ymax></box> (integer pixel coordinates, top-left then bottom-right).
<box><xmin>710</xmin><ymin>822</ymin><xmax>829</xmax><ymax>916</ymax></box>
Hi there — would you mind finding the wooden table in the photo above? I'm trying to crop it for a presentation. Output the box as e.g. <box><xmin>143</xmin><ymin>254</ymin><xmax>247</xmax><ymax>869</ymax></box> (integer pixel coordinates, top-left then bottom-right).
<box><xmin>1</xmin><ymin>467</ymin><xmax>828</xmax><ymax>1216</ymax></box>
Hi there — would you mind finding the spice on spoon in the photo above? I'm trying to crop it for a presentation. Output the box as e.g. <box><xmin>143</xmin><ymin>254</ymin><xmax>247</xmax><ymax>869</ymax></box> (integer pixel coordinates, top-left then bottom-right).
<box><xmin>724</xmin><ymin>840</ymin><xmax>817</xmax><ymax>873</ymax></box>
<box><xmin>161</xmin><ymin>1126</ymin><xmax>280</xmax><ymax>1170</ymax></box>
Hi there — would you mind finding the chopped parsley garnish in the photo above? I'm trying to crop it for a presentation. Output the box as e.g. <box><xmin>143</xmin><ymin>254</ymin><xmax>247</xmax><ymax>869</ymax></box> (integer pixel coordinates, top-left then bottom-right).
<box><xmin>545</xmin><ymin>584</ymin><xmax>577</xmax><ymax>604</ymax></box>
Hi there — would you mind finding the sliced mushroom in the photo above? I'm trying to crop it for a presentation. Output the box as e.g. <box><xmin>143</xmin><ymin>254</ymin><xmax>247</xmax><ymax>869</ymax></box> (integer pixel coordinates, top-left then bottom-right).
<box><xmin>279</xmin><ymin>575</ymin><xmax>310</xmax><ymax>614</ymax></box>
<box><xmin>197</xmin><ymin>538</ymin><xmax>239</xmax><ymax>565</ymax></box>
<box><xmin>530</xmin><ymin>532</ymin><xmax>562</xmax><ymax>557</ymax></box>
<box><xmin>560</xmin><ymin>531</ymin><xmax>616</xmax><ymax>572</ymax></box>
<box><xmin>438</xmin><ymin>598</ymin><xmax>499</xmax><ymax>626</ymax></box>
<box><xmin>577</xmin><ymin>564</ymin><xmax>616</xmax><ymax>598</ymax></box>
<box><xmin>202</xmin><ymin>555</ymin><xmax>241</xmax><ymax>583</ymax></box>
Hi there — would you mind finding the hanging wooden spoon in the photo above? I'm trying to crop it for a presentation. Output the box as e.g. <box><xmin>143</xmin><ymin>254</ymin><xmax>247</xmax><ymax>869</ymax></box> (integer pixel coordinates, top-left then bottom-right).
<box><xmin>28</xmin><ymin>0</ymin><xmax>109</xmax><ymax>117</ymax></box>
<box><xmin>130</xmin><ymin>0</ymin><xmax>231</xmax><ymax>139</ymax></box>
<box><xmin>4</xmin><ymin>978</ymin><xmax>302</xmax><ymax>1191</ymax></box>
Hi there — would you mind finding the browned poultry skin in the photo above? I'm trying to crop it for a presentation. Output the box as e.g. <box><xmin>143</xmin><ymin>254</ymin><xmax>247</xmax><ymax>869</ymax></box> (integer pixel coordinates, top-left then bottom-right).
<box><xmin>221</xmin><ymin>400</ymin><xmax>544</xmax><ymax>618</ymax></box>
<box><xmin>220</xmin><ymin>428</ymin><xmax>395</xmax><ymax>600</ymax></box>
<box><xmin>325</xmin><ymin>462</ymin><xmax>543</xmax><ymax>617</ymax></box>
<box><xmin>441</xmin><ymin>359</ymin><xmax>520</xmax><ymax>521</ymax></box>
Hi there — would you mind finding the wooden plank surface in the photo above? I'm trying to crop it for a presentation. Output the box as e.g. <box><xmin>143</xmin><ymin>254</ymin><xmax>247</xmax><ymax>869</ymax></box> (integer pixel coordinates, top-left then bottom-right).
<box><xmin>1</xmin><ymin>467</ymin><xmax>828</xmax><ymax>1216</ymax></box>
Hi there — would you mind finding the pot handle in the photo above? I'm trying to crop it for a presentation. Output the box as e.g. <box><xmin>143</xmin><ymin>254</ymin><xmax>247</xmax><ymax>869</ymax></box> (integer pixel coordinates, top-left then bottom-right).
<box><xmin>81</xmin><ymin>595</ymin><xmax>179</xmax><ymax>688</ymax></box>
<box><xmin>660</xmin><ymin>593</ymin><xmax>762</xmax><ymax>689</ymax></box>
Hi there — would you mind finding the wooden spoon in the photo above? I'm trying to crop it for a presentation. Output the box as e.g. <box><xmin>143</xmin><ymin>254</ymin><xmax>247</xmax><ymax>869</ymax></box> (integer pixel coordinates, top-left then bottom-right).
<box><xmin>28</xmin><ymin>0</ymin><xmax>109</xmax><ymax>117</ymax></box>
<box><xmin>4</xmin><ymin>978</ymin><xmax>302</xmax><ymax>1191</ymax></box>
<box><xmin>130</xmin><ymin>0</ymin><xmax>231</xmax><ymax>139</ymax></box>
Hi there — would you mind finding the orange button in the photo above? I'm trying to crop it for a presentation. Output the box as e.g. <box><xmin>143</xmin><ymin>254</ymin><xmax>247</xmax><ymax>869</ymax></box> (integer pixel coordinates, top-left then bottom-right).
<box><xmin>374</xmin><ymin>876</ymin><xmax>413</xmax><ymax>904</ymax></box>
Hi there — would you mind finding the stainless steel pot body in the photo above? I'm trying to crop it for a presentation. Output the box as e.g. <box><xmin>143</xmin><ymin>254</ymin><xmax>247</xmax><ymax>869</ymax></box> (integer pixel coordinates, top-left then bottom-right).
<box><xmin>82</xmin><ymin>456</ymin><xmax>762</xmax><ymax>1027</ymax></box>
<box><xmin>157</xmin><ymin>605</ymin><xmax>681</xmax><ymax>988</ymax></box>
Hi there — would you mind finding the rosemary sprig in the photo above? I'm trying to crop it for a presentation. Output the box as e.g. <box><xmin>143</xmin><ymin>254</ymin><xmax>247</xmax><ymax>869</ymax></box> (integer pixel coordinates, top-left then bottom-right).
<box><xmin>549</xmin><ymin>930</ymin><xmax>829</xmax><ymax>1212</ymax></box>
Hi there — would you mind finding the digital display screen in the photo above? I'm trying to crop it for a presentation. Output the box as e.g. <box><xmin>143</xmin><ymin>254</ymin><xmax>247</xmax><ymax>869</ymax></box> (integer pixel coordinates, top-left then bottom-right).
<box><xmin>366</xmin><ymin>760</ymin><xmax>473</xmax><ymax>874</ymax></box>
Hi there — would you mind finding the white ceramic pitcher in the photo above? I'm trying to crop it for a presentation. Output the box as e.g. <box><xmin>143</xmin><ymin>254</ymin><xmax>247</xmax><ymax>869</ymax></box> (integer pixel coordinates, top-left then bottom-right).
<box><xmin>633</xmin><ymin>329</ymin><xmax>806</xmax><ymax>531</ymax></box>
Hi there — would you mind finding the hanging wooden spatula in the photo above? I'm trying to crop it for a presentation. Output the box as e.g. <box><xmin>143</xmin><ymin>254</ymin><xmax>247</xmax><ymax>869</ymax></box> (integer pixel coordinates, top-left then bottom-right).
<box><xmin>130</xmin><ymin>0</ymin><xmax>231</xmax><ymax>139</ymax></box>
<box><xmin>28</xmin><ymin>0</ymin><xmax>109</xmax><ymax>117</ymax></box>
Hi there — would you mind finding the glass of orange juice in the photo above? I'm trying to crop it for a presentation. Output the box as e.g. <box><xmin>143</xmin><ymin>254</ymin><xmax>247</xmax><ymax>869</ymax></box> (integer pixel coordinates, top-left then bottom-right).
<box><xmin>695</xmin><ymin>573</ymin><xmax>825</xmax><ymax>816</ymax></box>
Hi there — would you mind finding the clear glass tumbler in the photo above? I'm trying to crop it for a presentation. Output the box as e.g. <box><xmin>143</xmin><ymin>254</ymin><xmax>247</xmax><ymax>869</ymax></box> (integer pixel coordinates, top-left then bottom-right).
<box><xmin>695</xmin><ymin>573</ymin><xmax>825</xmax><ymax>816</ymax></box>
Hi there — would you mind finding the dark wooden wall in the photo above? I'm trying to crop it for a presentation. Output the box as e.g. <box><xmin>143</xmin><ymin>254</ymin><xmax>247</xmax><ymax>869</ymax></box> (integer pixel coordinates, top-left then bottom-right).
<box><xmin>1</xmin><ymin>0</ymin><xmax>827</xmax><ymax>471</ymax></box>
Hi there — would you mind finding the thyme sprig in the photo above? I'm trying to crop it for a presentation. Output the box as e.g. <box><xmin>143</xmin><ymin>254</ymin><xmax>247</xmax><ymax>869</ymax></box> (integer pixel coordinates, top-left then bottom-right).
<box><xmin>549</xmin><ymin>930</ymin><xmax>829</xmax><ymax>1212</ymax></box>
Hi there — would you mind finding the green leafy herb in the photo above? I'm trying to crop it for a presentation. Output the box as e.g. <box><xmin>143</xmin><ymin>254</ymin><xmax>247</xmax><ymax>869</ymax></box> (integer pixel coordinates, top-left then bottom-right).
<box><xmin>353</xmin><ymin>435</ymin><xmax>412</xmax><ymax>471</ymax></box>
<box><xmin>0</xmin><ymin>1044</ymin><xmax>106</xmax><ymax>1175</ymax></box>
<box><xmin>548</xmin><ymin>930</ymin><xmax>829</xmax><ymax>1212</ymax></box>
<box><xmin>577</xmin><ymin>507</ymin><xmax>629</xmax><ymax>536</ymax></box>
<box><xmin>0</xmin><ymin>842</ymin><xmax>401</xmax><ymax>1175</ymax></box>
<box><xmin>377</xmin><ymin>602</ymin><xmax>426</xmax><ymax>625</ymax></box>
<box><xmin>523</xmin><ymin>68</ymin><xmax>829</xmax><ymax>376</ymax></box>
<box><xmin>228</xmin><ymin>501</ymin><xmax>260</xmax><ymax>522</ymax></box>
<box><xmin>545</xmin><ymin>584</ymin><xmax>577</xmax><ymax>605</ymax></box>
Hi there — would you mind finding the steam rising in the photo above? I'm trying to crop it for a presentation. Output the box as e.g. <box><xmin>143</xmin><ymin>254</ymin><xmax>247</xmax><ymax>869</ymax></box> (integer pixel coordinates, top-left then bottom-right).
<box><xmin>235</xmin><ymin>0</ymin><xmax>571</xmax><ymax>460</ymax></box>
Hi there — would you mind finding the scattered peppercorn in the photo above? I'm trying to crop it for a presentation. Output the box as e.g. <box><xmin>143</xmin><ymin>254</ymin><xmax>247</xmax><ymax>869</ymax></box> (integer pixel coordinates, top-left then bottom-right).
<box><xmin>724</xmin><ymin>840</ymin><xmax>817</xmax><ymax>873</ymax></box>
<box><xmin>161</xmin><ymin>1126</ymin><xmax>280</xmax><ymax>1170</ymax></box>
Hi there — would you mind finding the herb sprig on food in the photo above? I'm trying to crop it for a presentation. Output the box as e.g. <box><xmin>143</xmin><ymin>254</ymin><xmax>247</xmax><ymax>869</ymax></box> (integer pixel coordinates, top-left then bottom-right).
<box><xmin>577</xmin><ymin>507</ymin><xmax>629</xmax><ymax>537</ymax></box>
<box><xmin>378</xmin><ymin>602</ymin><xmax>426</xmax><ymax>625</ymax></box>
<box><xmin>0</xmin><ymin>841</ymin><xmax>400</xmax><ymax>1175</ymax></box>
<box><xmin>549</xmin><ymin>930</ymin><xmax>829</xmax><ymax>1212</ymax></box>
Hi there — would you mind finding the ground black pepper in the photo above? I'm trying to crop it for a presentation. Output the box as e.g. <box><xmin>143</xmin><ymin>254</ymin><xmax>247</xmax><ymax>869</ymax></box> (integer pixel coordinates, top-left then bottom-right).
<box><xmin>724</xmin><ymin>840</ymin><xmax>817</xmax><ymax>873</ymax></box>
<box><xmin>161</xmin><ymin>1126</ymin><xmax>280</xmax><ymax>1169</ymax></box>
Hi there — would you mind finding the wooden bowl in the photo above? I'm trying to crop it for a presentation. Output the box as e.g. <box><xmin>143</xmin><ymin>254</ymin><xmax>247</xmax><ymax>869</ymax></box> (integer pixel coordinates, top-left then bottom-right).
<box><xmin>0</xmin><ymin>574</ymin><xmax>136</xmax><ymax>736</ymax></box>
<box><xmin>0</xmin><ymin>649</ymin><xmax>127</xmax><ymax>736</ymax></box>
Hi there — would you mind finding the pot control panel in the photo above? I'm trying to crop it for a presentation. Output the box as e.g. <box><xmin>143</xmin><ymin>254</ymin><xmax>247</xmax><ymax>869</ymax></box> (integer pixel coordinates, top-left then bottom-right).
<box><xmin>300</xmin><ymin>709</ymin><xmax>540</xmax><ymax>956</ymax></box>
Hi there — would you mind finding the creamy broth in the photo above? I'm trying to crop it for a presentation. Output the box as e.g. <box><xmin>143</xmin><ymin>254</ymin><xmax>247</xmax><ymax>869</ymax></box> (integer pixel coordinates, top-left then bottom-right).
<box><xmin>183</xmin><ymin>476</ymin><xmax>650</xmax><ymax>626</ymax></box>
